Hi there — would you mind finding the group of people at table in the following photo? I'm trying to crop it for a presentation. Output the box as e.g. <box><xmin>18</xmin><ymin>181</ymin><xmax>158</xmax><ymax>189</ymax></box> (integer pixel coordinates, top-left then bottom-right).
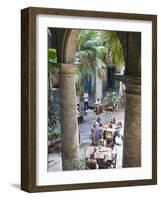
<box><xmin>86</xmin><ymin>117</ymin><xmax>123</xmax><ymax>169</ymax></box>
<box><xmin>77</xmin><ymin>91</ymin><xmax>123</xmax><ymax>169</ymax></box>
<box><xmin>91</xmin><ymin>117</ymin><xmax>123</xmax><ymax>145</ymax></box>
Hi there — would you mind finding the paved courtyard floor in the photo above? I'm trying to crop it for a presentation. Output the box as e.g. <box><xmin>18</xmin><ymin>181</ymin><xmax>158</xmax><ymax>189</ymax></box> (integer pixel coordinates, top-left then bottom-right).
<box><xmin>79</xmin><ymin>108</ymin><xmax>124</xmax><ymax>145</ymax></box>
<box><xmin>48</xmin><ymin>108</ymin><xmax>125</xmax><ymax>172</ymax></box>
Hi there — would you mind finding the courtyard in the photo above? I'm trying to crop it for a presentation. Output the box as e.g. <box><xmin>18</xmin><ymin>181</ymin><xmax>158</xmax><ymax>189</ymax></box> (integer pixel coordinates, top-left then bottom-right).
<box><xmin>48</xmin><ymin>105</ymin><xmax>124</xmax><ymax>172</ymax></box>
<box><xmin>47</xmin><ymin>28</ymin><xmax>141</xmax><ymax>171</ymax></box>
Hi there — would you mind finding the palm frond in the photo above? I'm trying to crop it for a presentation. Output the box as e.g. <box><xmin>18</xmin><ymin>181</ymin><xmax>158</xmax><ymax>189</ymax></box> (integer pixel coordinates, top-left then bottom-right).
<box><xmin>101</xmin><ymin>32</ymin><xmax>124</xmax><ymax>69</ymax></box>
<box><xmin>95</xmin><ymin>57</ymin><xmax>107</xmax><ymax>69</ymax></box>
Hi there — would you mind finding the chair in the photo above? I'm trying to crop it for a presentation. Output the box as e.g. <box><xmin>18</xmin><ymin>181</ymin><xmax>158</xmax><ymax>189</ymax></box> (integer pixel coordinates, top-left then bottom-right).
<box><xmin>85</xmin><ymin>157</ymin><xmax>97</xmax><ymax>169</ymax></box>
<box><xmin>91</xmin><ymin>128</ymin><xmax>99</xmax><ymax>146</ymax></box>
<box><xmin>103</xmin><ymin>130</ymin><xmax>113</xmax><ymax>147</ymax></box>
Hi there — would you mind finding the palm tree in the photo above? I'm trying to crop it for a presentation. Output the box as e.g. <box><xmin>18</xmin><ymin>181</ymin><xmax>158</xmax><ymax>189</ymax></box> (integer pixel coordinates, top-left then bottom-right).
<box><xmin>101</xmin><ymin>32</ymin><xmax>124</xmax><ymax>72</ymax></box>
<box><xmin>76</xmin><ymin>30</ymin><xmax>125</xmax><ymax>100</ymax></box>
<box><xmin>77</xmin><ymin>30</ymin><xmax>107</xmax><ymax>80</ymax></box>
<box><xmin>76</xmin><ymin>30</ymin><xmax>108</xmax><ymax>99</ymax></box>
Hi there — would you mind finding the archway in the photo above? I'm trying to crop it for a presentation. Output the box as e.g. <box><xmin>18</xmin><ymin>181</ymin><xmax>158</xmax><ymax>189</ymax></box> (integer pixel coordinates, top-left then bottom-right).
<box><xmin>48</xmin><ymin>28</ymin><xmax>141</xmax><ymax>170</ymax></box>
<box><xmin>61</xmin><ymin>29</ymin><xmax>141</xmax><ymax>168</ymax></box>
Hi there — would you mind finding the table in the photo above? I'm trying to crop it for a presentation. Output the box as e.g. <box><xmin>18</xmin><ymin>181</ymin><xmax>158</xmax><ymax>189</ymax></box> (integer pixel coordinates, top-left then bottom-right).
<box><xmin>85</xmin><ymin>146</ymin><xmax>112</xmax><ymax>160</ymax></box>
<box><xmin>85</xmin><ymin>146</ymin><xmax>116</xmax><ymax>169</ymax></box>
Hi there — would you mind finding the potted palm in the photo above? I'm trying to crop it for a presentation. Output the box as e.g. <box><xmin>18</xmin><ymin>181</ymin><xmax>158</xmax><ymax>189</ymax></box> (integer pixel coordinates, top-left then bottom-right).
<box><xmin>104</xmin><ymin>91</ymin><xmax>120</xmax><ymax>111</ymax></box>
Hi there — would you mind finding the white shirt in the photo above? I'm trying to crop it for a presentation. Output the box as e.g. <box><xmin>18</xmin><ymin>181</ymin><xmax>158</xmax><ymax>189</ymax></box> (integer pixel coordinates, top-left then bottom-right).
<box><xmin>83</xmin><ymin>93</ymin><xmax>88</xmax><ymax>102</ymax></box>
<box><xmin>95</xmin><ymin>99</ymin><xmax>101</xmax><ymax>105</ymax></box>
<box><xmin>115</xmin><ymin>135</ymin><xmax>123</xmax><ymax>145</ymax></box>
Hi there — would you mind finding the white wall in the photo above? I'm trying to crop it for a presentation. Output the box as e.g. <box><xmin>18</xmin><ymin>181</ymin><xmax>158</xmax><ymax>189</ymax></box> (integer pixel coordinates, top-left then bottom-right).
<box><xmin>0</xmin><ymin>0</ymin><xmax>160</xmax><ymax>199</ymax></box>
<box><xmin>95</xmin><ymin>68</ymin><xmax>103</xmax><ymax>100</ymax></box>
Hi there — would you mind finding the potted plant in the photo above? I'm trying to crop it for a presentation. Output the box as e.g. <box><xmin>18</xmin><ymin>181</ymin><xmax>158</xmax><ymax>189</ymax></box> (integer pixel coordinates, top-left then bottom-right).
<box><xmin>104</xmin><ymin>91</ymin><xmax>120</xmax><ymax>111</ymax></box>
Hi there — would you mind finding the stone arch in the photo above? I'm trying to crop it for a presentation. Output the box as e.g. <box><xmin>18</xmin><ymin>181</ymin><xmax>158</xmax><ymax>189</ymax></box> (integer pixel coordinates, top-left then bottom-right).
<box><xmin>61</xmin><ymin>30</ymin><xmax>141</xmax><ymax>77</ymax></box>
<box><xmin>61</xmin><ymin>29</ymin><xmax>127</xmax><ymax>100</ymax></box>
<box><xmin>60</xmin><ymin>29</ymin><xmax>141</xmax><ymax>168</ymax></box>
<box><xmin>61</xmin><ymin>29</ymin><xmax>126</xmax><ymax>66</ymax></box>
<box><xmin>61</xmin><ymin>29</ymin><xmax>80</xmax><ymax>63</ymax></box>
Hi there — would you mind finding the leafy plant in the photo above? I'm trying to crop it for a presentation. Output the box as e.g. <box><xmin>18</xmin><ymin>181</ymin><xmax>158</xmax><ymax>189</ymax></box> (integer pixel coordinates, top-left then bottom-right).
<box><xmin>48</xmin><ymin>94</ymin><xmax>61</xmax><ymax>137</ymax></box>
<box><xmin>101</xmin><ymin>32</ymin><xmax>124</xmax><ymax>72</ymax></box>
<box><xmin>75</xmin><ymin>30</ymin><xmax>125</xmax><ymax>96</ymax></box>
<box><xmin>71</xmin><ymin>155</ymin><xmax>86</xmax><ymax>170</ymax></box>
<box><xmin>48</xmin><ymin>48</ymin><xmax>61</xmax><ymax>137</ymax></box>
<box><xmin>76</xmin><ymin>30</ymin><xmax>107</xmax><ymax>80</ymax></box>
<box><xmin>48</xmin><ymin>122</ymin><xmax>61</xmax><ymax>137</ymax></box>
<box><xmin>48</xmin><ymin>48</ymin><xmax>58</xmax><ymax>73</ymax></box>
<box><xmin>104</xmin><ymin>91</ymin><xmax>120</xmax><ymax>108</ymax></box>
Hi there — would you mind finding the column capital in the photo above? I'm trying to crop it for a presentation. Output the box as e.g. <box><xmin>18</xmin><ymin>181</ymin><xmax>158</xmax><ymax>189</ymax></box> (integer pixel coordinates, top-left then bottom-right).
<box><xmin>58</xmin><ymin>63</ymin><xmax>80</xmax><ymax>75</ymax></box>
<box><xmin>125</xmin><ymin>76</ymin><xmax>141</xmax><ymax>95</ymax></box>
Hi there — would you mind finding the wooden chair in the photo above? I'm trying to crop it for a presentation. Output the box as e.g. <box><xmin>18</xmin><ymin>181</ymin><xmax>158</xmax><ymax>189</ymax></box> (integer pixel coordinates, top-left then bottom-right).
<box><xmin>112</xmin><ymin>153</ymin><xmax>117</xmax><ymax>168</ymax></box>
<box><xmin>103</xmin><ymin>130</ymin><xmax>113</xmax><ymax>147</ymax></box>
<box><xmin>85</xmin><ymin>159</ymin><xmax>97</xmax><ymax>169</ymax></box>
<box><xmin>91</xmin><ymin>128</ymin><xmax>99</xmax><ymax>146</ymax></box>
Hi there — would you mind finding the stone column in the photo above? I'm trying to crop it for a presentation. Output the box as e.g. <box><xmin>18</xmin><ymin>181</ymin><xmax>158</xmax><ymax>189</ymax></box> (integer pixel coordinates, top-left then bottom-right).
<box><xmin>59</xmin><ymin>63</ymin><xmax>80</xmax><ymax>170</ymax></box>
<box><xmin>123</xmin><ymin>76</ymin><xmax>141</xmax><ymax>167</ymax></box>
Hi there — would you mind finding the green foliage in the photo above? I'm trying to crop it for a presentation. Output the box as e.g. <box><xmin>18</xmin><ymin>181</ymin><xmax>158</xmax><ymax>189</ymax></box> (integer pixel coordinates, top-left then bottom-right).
<box><xmin>104</xmin><ymin>91</ymin><xmax>120</xmax><ymax>108</ymax></box>
<box><xmin>48</xmin><ymin>94</ymin><xmax>61</xmax><ymax>137</ymax></box>
<box><xmin>101</xmin><ymin>32</ymin><xmax>124</xmax><ymax>71</ymax></box>
<box><xmin>48</xmin><ymin>48</ymin><xmax>58</xmax><ymax>73</ymax></box>
<box><xmin>72</xmin><ymin>155</ymin><xmax>86</xmax><ymax>170</ymax></box>
<box><xmin>76</xmin><ymin>30</ymin><xmax>125</xmax><ymax>95</ymax></box>
<box><xmin>48</xmin><ymin>48</ymin><xmax>57</xmax><ymax>61</ymax></box>
<box><xmin>77</xmin><ymin>30</ymin><xmax>107</xmax><ymax>78</ymax></box>
<box><xmin>75</xmin><ymin>80</ymin><xmax>84</xmax><ymax>97</ymax></box>
<box><xmin>48</xmin><ymin>122</ymin><xmax>61</xmax><ymax>137</ymax></box>
<box><xmin>48</xmin><ymin>49</ymin><xmax>60</xmax><ymax>137</ymax></box>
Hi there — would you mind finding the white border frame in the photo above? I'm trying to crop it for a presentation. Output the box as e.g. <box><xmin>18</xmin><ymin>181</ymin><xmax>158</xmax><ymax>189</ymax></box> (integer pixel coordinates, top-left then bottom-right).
<box><xmin>36</xmin><ymin>14</ymin><xmax>152</xmax><ymax>186</ymax></box>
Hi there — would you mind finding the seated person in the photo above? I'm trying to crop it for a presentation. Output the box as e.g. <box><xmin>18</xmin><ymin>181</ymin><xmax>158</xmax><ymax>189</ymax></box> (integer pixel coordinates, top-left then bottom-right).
<box><xmin>102</xmin><ymin>145</ymin><xmax>117</xmax><ymax>168</ymax></box>
<box><xmin>105</xmin><ymin>144</ymin><xmax>116</xmax><ymax>160</ymax></box>
<box><xmin>101</xmin><ymin>154</ymin><xmax>113</xmax><ymax>169</ymax></box>
<box><xmin>113</xmin><ymin>131</ymin><xmax>123</xmax><ymax>145</ymax></box>
<box><xmin>93</xmin><ymin>124</ymin><xmax>103</xmax><ymax>140</ymax></box>
<box><xmin>108</xmin><ymin>123</ymin><xmax>113</xmax><ymax>129</ymax></box>
<box><xmin>76</xmin><ymin>104</ymin><xmax>83</xmax><ymax>124</ymax></box>
<box><xmin>96</xmin><ymin>117</ymin><xmax>103</xmax><ymax>126</ymax></box>
<box><xmin>95</xmin><ymin>98</ymin><xmax>102</xmax><ymax>114</ymax></box>
<box><xmin>86</xmin><ymin>153</ymin><xmax>97</xmax><ymax>169</ymax></box>
<box><xmin>77</xmin><ymin>104</ymin><xmax>80</xmax><ymax>112</ymax></box>
<box><xmin>116</xmin><ymin>121</ymin><xmax>122</xmax><ymax>128</ymax></box>
<box><xmin>95</xmin><ymin>98</ymin><xmax>101</xmax><ymax>106</ymax></box>
<box><xmin>111</xmin><ymin>144</ymin><xmax>117</xmax><ymax>159</ymax></box>
<box><xmin>110</xmin><ymin>117</ymin><xmax>117</xmax><ymax>124</ymax></box>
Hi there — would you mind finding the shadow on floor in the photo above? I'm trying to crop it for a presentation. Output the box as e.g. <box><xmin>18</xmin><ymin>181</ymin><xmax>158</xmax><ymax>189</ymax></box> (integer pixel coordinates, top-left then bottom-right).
<box><xmin>10</xmin><ymin>183</ymin><xmax>20</xmax><ymax>190</ymax></box>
